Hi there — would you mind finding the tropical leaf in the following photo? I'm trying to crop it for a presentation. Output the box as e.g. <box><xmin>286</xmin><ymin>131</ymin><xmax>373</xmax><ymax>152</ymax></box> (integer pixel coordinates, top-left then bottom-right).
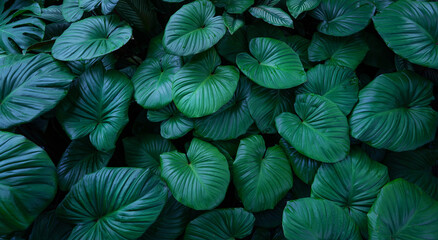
<box><xmin>163</xmin><ymin>0</ymin><xmax>226</xmax><ymax>56</ymax></box>
<box><xmin>384</xmin><ymin>148</ymin><xmax>438</xmax><ymax>200</ymax></box>
<box><xmin>213</xmin><ymin>0</ymin><xmax>254</xmax><ymax>14</ymax></box>
<box><xmin>147</xmin><ymin>103</ymin><xmax>194</xmax><ymax>139</ymax></box>
<box><xmin>56</xmin><ymin>168</ymin><xmax>168</xmax><ymax>240</ymax></box>
<box><xmin>279</xmin><ymin>138</ymin><xmax>320</xmax><ymax>185</ymax></box>
<box><xmin>57</xmin><ymin>138</ymin><xmax>114</xmax><ymax>191</ymax></box>
<box><xmin>140</xmin><ymin>193</ymin><xmax>190</xmax><ymax>240</ymax></box>
<box><xmin>29</xmin><ymin>211</ymin><xmax>73</xmax><ymax>240</ymax></box>
<box><xmin>311</xmin><ymin>148</ymin><xmax>389</xmax><ymax>236</ymax></box>
<box><xmin>160</xmin><ymin>138</ymin><xmax>230</xmax><ymax>210</ymax></box>
<box><xmin>249</xmin><ymin>5</ymin><xmax>293</xmax><ymax>28</ymax></box>
<box><xmin>0</xmin><ymin>132</ymin><xmax>57</xmax><ymax>234</ymax></box>
<box><xmin>52</xmin><ymin>15</ymin><xmax>132</xmax><ymax>61</ymax></box>
<box><xmin>223</xmin><ymin>12</ymin><xmax>244</xmax><ymax>34</ymax></box>
<box><xmin>194</xmin><ymin>77</ymin><xmax>254</xmax><ymax>140</ymax></box>
<box><xmin>296</xmin><ymin>64</ymin><xmax>359</xmax><ymax>115</ymax></box>
<box><xmin>0</xmin><ymin>54</ymin><xmax>74</xmax><ymax>130</ymax></box>
<box><xmin>308</xmin><ymin>32</ymin><xmax>369</xmax><ymax>69</ymax></box>
<box><xmin>132</xmin><ymin>55</ymin><xmax>182</xmax><ymax>110</ymax></box>
<box><xmin>276</xmin><ymin>94</ymin><xmax>350</xmax><ymax>163</ymax></box>
<box><xmin>79</xmin><ymin>0</ymin><xmax>119</xmax><ymax>15</ymax></box>
<box><xmin>172</xmin><ymin>48</ymin><xmax>239</xmax><ymax>118</ymax></box>
<box><xmin>236</xmin><ymin>37</ymin><xmax>306</xmax><ymax>89</ymax></box>
<box><xmin>115</xmin><ymin>0</ymin><xmax>161</xmax><ymax>35</ymax></box>
<box><xmin>283</xmin><ymin>198</ymin><xmax>361</xmax><ymax>239</ymax></box>
<box><xmin>123</xmin><ymin>134</ymin><xmax>176</xmax><ymax>175</ymax></box>
<box><xmin>233</xmin><ymin>135</ymin><xmax>293</xmax><ymax>212</ymax></box>
<box><xmin>373</xmin><ymin>0</ymin><xmax>438</xmax><ymax>69</ymax></box>
<box><xmin>286</xmin><ymin>0</ymin><xmax>321</xmax><ymax>18</ymax></box>
<box><xmin>368</xmin><ymin>179</ymin><xmax>438</xmax><ymax>240</ymax></box>
<box><xmin>248</xmin><ymin>84</ymin><xmax>294</xmax><ymax>134</ymax></box>
<box><xmin>282</xmin><ymin>35</ymin><xmax>312</xmax><ymax>69</ymax></box>
<box><xmin>0</xmin><ymin>18</ymin><xmax>45</xmax><ymax>54</ymax></box>
<box><xmin>57</xmin><ymin>63</ymin><xmax>133</xmax><ymax>152</ymax></box>
<box><xmin>184</xmin><ymin>208</ymin><xmax>255</xmax><ymax>240</ymax></box>
<box><xmin>311</xmin><ymin>0</ymin><xmax>375</xmax><ymax>36</ymax></box>
<box><xmin>61</xmin><ymin>0</ymin><xmax>83</xmax><ymax>22</ymax></box>
<box><xmin>350</xmin><ymin>71</ymin><xmax>438</xmax><ymax>152</ymax></box>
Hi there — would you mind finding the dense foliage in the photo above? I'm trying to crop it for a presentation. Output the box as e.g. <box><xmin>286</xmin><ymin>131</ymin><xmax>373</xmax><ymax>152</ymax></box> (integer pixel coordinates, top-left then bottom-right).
<box><xmin>1</xmin><ymin>0</ymin><xmax>438</xmax><ymax>239</ymax></box>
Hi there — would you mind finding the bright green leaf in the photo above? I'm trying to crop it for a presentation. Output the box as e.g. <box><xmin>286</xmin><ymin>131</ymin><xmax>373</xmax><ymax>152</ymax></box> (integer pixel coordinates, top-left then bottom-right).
<box><xmin>249</xmin><ymin>5</ymin><xmax>293</xmax><ymax>28</ymax></box>
<box><xmin>287</xmin><ymin>0</ymin><xmax>321</xmax><ymax>18</ymax></box>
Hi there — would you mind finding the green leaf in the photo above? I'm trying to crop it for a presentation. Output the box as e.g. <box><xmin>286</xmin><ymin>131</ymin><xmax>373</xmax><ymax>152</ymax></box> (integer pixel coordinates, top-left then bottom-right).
<box><xmin>123</xmin><ymin>134</ymin><xmax>176</xmax><ymax>175</ymax></box>
<box><xmin>0</xmin><ymin>132</ymin><xmax>57</xmax><ymax>234</ymax></box>
<box><xmin>223</xmin><ymin>12</ymin><xmax>244</xmax><ymax>34</ymax></box>
<box><xmin>57</xmin><ymin>138</ymin><xmax>114</xmax><ymax>191</ymax></box>
<box><xmin>279</xmin><ymin>138</ymin><xmax>320</xmax><ymax>185</ymax></box>
<box><xmin>236</xmin><ymin>37</ymin><xmax>306</xmax><ymax>89</ymax></box>
<box><xmin>217</xmin><ymin>29</ymin><xmax>248</xmax><ymax>63</ymax></box>
<box><xmin>61</xmin><ymin>0</ymin><xmax>83</xmax><ymax>22</ymax></box>
<box><xmin>373</xmin><ymin>0</ymin><xmax>438</xmax><ymax>69</ymax></box>
<box><xmin>79</xmin><ymin>0</ymin><xmax>119</xmax><ymax>15</ymax></box>
<box><xmin>233</xmin><ymin>135</ymin><xmax>293</xmax><ymax>212</ymax></box>
<box><xmin>163</xmin><ymin>0</ymin><xmax>226</xmax><ymax>56</ymax></box>
<box><xmin>282</xmin><ymin>35</ymin><xmax>312</xmax><ymax>69</ymax></box>
<box><xmin>57</xmin><ymin>63</ymin><xmax>133</xmax><ymax>152</ymax></box>
<box><xmin>140</xmin><ymin>194</ymin><xmax>190</xmax><ymax>240</ymax></box>
<box><xmin>147</xmin><ymin>103</ymin><xmax>194</xmax><ymax>139</ymax></box>
<box><xmin>56</xmin><ymin>168</ymin><xmax>167</xmax><ymax>240</ymax></box>
<box><xmin>213</xmin><ymin>0</ymin><xmax>254</xmax><ymax>14</ymax></box>
<box><xmin>248</xmin><ymin>85</ymin><xmax>294</xmax><ymax>134</ymax></box>
<box><xmin>0</xmin><ymin>54</ymin><xmax>74</xmax><ymax>130</ymax></box>
<box><xmin>311</xmin><ymin>0</ymin><xmax>375</xmax><ymax>36</ymax></box>
<box><xmin>368</xmin><ymin>179</ymin><xmax>438</xmax><ymax>240</ymax></box>
<box><xmin>29</xmin><ymin>211</ymin><xmax>73</xmax><ymax>240</ymax></box>
<box><xmin>249</xmin><ymin>5</ymin><xmax>293</xmax><ymax>28</ymax></box>
<box><xmin>308</xmin><ymin>32</ymin><xmax>368</xmax><ymax>69</ymax></box>
<box><xmin>286</xmin><ymin>0</ymin><xmax>321</xmax><ymax>18</ymax></box>
<box><xmin>350</xmin><ymin>71</ymin><xmax>438</xmax><ymax>152</ymax></box>
<box><xmin>296</xmin><ymin>64</ymin><xmax>359</xmax><ymax>115</ymax></box>
<box><xmin>384</xmin><ymin>148</ymin><xmax>438</xmax><ymax>200</ymax></box>
<box><xmin>132</xmin><ymin>55</ymin><xmax>182</xmax><ymax>109</ymax></box>
<box><xmin>311</xmin><ymin>148</ymin><xmax>389</xmax><ymax>236</ymax></box>
<box><xmin>194</xmin><ymin>77</ymin><xmax>254</xmax><ymax>140</ymax></box>
<box><xmin>0</xmin><ymin>18</ymin><xmax>45</xmax><ymax>54</ymax></box>
<box><xmin>276</xmin><ymin>94</ymin><xmax>350</xmax><ymax>163</ymax></box>
<box><xmin>283</xmin><ymin>198</ymin><xmax>361</xmax><ymax>240</ymax></box>
<box><xmin>115</xmin><ymin>0</ymin><xmax>161</xmax><ymax>35</ymax></box>
<box><xmin>184</xmin><ymin>208</ymin><xmax>255</xmax><ymax>240</ymax></box>
<box><xmin>52</xmin><ymin>15</ymin><xmax>132</xmax><ymax>61</ymax></box>
<box><xmin>172</xmin><ymin>48</ymin><xmax>239</xmax><ymax>118</ymax></box>
<box><xmin>160</xmin><ymin>138</ymin><xmax>230</xmax><ymax>210</ymax></box>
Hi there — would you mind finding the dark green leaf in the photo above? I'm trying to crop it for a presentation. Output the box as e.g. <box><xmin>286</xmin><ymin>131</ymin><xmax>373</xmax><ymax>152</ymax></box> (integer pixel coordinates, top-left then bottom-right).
<box><xmin>29</xmin><ymin>211</ymin><xmax>73</xmax><ymax>240</ymax></box>
<box><xmin>286</xmin><ymin>0</ymin><xmax>321</xmax><ymax>18</ymax></box>
<box><xmin>147</xmin><ymin>103</ymin><xmax>195</xmax><ymax>139</ymax></box>
<box><xmin>223</xmin><ymin>12</ymin><xmax>244</xmax><ymax>34</ymax></box>
<box><xmin>213</xmin><ymin>0</ymin><xmax>254</xmax><ymax>14</ymax></box>
<box><xmin>79</xmin><ymin>0</ymin><xmax>119</xmax><ymax>15</ymax></box>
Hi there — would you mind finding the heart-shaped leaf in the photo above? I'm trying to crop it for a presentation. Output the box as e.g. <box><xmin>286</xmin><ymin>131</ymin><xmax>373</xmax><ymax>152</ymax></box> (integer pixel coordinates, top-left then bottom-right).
<box><xmin>373</xmin><ymin>0</ymin><xmax>438</xmax><ymax>69</ymax></box>
<box><xmin>0</xmin><ymin>54</ymin><xmax>74</xmax><ymax>130</ymax></box>
<box><xmin>160</xmin><ymin>138</ymin><xmax>230</xmax><ymax>210</ymax></box>
<box><xmin>276</xmin><ymin>94</ymin><xmax>350</xmax><ymax>163</ymax></box>
<box><xmin>311</xmin><ymin>148</ymin><xmax>389</xmax><ymax>236</ymax></box>
<box><xmin>249</xmin><ymin>5</ymin><xmax>293</xmax><ymax>28</ymax></box>
<box><xmin>57</xmin><ymin>168</ymin><xmax>167</xmax><ymax>240</ymax></box>
<box><xmin>384</xmin><ymin>149</ymin><xmax>438</xmax><ymax>200</ymax></box>
<box><xmin>123</xmin><ymin>134</ymin><xmax>176</xmax><ymax>175</ymax></box>
<box><xmin>163</xmin><ymin>0</ymin><xmax>226</xmax><ymax>56</ymax></box>
<box><xmin>233</xmin><ymin>135</ymin><xmax>293</xmax><ymax>212</ymax></box>
<box><xmin>57</xmin><ymin>63</ymin><xmax>133</xmax><ymax>152</ymax></box>
<box><xmin>184</xmin><ymin>208</ymin><xmax>255</xmax><ymax>240</ymax></box>
<box><xmin>296</xmin><ymin>64</ymin><xmax>359</xmax><ymax>115</ymax></box>
<box><xmin>0</xmin><ymin>132</ymin><xmax>57</xmax><ymax>234</ymax></box>
<box><xmin>311</xmin><ymin>0</ymin><xmax>375</xmax><ymax>36</ymax></box>
<box><xmin>194</xmin><ymin>77</ymin><xmax>253</xmax><ymax>140</ymax></box>
<box><xmin>147</xmin><ymin>103</ymin><xmax>194</xmax><ymax>139</ymax></box>
<box><xmin>350</xmin><ymin>71</ymin><xmax>438</xmax><ymax>152</ymax></box>
<box><xmin>57</xmin><ymin>138</ymin><xmax>114</xmax><ymax>191</ymax></box>
<box><xmin>308</xmin><ymin>32</ymin><xmax>368</xmax><ymax>69</ymax></box>
<box><xmin>368</xmin><ymin>179</ymin><xmax>438</xmax><ymax>240</ymax></box>
<box><xmin>236</xmin><ymin>37</ymin><xmax>306</xmax><ymax>89</ymax></box>
<box><xmin>52</xmin><ymin>15</ymin><xmax>132</xmax><ymax>61</ymax></box>
<box><xmin>172</xmin><ymin>48</ymin><xmax>239</xmax><ymax>118</ymax></box>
